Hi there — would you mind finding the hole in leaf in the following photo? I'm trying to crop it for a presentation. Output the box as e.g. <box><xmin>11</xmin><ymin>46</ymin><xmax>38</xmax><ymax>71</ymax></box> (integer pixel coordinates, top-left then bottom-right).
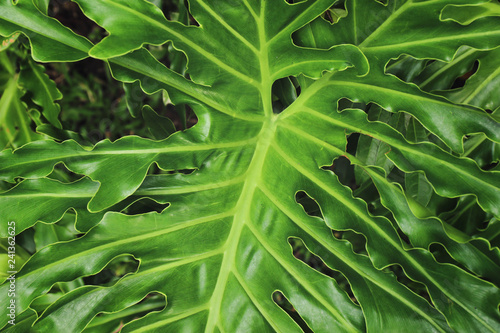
<box><xmin>14</xmin><ymin>227</ymin><xmax>36</xmax><ymax>255</ymax></box>
<box><xmin>482</xmin><ymin>161</ymin><xmax>498</xmax><ymax>171</ymax></box>
<box><xmin>429</xmin><ymin>243</ymin><xmax>476</xmax><ymax>278</ymax></box>
<box><xmin>322</xmin><ymin>3</ymin><xmax>347</xmax><ymax>24</ymax></box>
<box><xmin>48</xmin><ymin>0</ymin><xmax>105</xmax><ymax>43</ymax></box>
<box><xmin>163</xmin><ymin>103</ymin><xmax>198</xmax><ymax>131</ymax></box>
<box><xmin>87</xmin><ymin>292</ymin><xmax>166</xmax><ymax>332</ymax></box>
<box><xmin>51</xmin><ymin>60</ymin><xmax>148</xmax><ymax>143</ymax></box>
<box><xmin>272</xmin><ymin>291</ymin><xmax>313</xmax><ymax>333</ymax></box>
<box><xmin>295</xmin><ymin>191</ymin><xmax>323</xmax><ymax>219</ymax></box>
<box><xmin>288</xmin><ymin>238</ymin><xmax>358</xmax><ymax>305</ymax></box>
<box><xmin>123</xmin><ymin>198</ymin><xmax>170</xmax><ymax>215</ymax></box>
<box><xmin>180</xmin><ymin>0</ymin><xmax>200</xmax><ymax>27</ymax></box>
<box><xmin>440</xmin><ymin>196</ymin><xmax>485</xmax><ymax>234</ymax></box>
<box><xmin>46</xmin><ymin>163</ymin><xmax>84</xmax><ymax>183</ymax></box>
<box><xmin>385</xmin><ymin>55</ymin><xmax>428</xmax><ymax>83</ymax></box>
<box><xmin>352</xmin><ymin>181</ymin><xmax>381</xmax><ymax>213</ymax></box>
<box><xmin>30</xmin><ymin>292</ymin><xmax>63</xmax><ymax>316</ymax></box>
<box><xmin>162</xmin><ymin>168</ymin><xmax>197</xmax><ymax>176</ymax></box>
<box><xmin>156</xmin><ymin>0</ymin><xmax>187</xmax><ymax>21</ymax></box>
<box><xmin>294</xmin><ymin>190</ymin><xmax>368</xmax><ymax>259</ymax></box>
<box><xmin>272</xmin><ymin>77</ymin><xmax>298</xmax><ymax>113</ymax></box>
<box><xmin>322</xmin><ymin>156</ymin><xmax>358</xmax><ymax>190</ymax></box>
<box><xmin>82</xmin><ymin>255</ymin><xmax>140</xmax><ymax>287</ymax></box>
<box><xmin>0</xmin><ymin>180</ymin><xmax>15</xmax><ymax>192</ymax></box>
<box><xmin>450</xmin><ymin>60</ymin><xmax>478</xmax><ymax>89</ymax></box>
<box><xmin>155</xmin><ymin>41</ymin><xmax>188</xmax><ymax>76</ymax></box>
<box><xmin>383</xmin><ymin>265</ymin><xmax>432</xmax><ymax>305</ymax></box>
<box><xmin>148</xmin><ymin>161</ymin><xmax>197</xmax><ymax>175</ymax></box>
<box><xmin>386</xmin><ymin>166</ymin><xmax>406</xmax><ymax>186</ymax></box>
<box><xmin>336</xmin><ymin>230</ymin><xmax>368</xmax><ymax>256</ymax></box>
<box><xmin>395</xmin><ymin>226</ymin><xmax>412</xmax><ymax>247</ymax></box>
<box><xmin>479</xmin><ymin>220</ymin><xmax>490</xmax><ymax>231</ymax></box>
<box><xmin>337</xmin><ymin>98</ymin><xmax>366</xmax><ymax>112</ymax></box>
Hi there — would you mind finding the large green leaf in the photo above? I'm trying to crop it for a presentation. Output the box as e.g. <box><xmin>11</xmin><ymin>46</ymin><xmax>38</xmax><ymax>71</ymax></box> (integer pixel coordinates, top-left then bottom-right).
<box><xmin>0</xmin><ymin>0</ymin><xmax>92</xmax><ymax>62</ymax></box>
<box><xmin>1</xmin><ymin>0</ymin><xmax>500</xmax><ymax>332</ymax></box>
<box><xmin>0</xmin><ymin>51</ymin><xmax>44</xmax><ymax>149</ymax></box>
<box><xmin>0</xmin><ymin>177</ymin><xmax>101</xmax><ymax>236</ymax></box>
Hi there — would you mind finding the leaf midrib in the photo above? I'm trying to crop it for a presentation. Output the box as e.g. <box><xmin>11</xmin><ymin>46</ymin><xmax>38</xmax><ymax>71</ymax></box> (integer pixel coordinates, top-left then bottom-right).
<box><xmin>204</xmin><ymin>3</ymin><xmax>277</xmax><ymax>330</ymax></box>
<box><xmin>0</xmin><ymin>139</ymin><xmax>256</xmax><ymax>175</ymax></box>
<box><xmin>204</xmin><ymin>118</ymin><xmax>277</xmax><ymax>332</ymax></box>
<box><xmin>19</xmin><ymin>211</ymin><xmax>234</xmax><ymax>280</ymax></box>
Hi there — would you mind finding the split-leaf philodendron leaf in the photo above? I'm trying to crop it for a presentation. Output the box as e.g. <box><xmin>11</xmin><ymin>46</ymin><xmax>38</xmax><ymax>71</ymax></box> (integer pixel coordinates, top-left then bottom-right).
<box><xmin>1</xmin><ymin>0</ymin><xmax>500</xmax><ymax>332</ymax></box>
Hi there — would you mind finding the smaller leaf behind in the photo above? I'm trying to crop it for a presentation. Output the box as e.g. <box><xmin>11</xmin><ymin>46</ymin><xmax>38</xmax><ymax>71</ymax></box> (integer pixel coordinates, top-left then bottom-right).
<box><xmin>18</xmin><ymin>59</ymin><xmax>63</xmax><ymax>128</ymax></box>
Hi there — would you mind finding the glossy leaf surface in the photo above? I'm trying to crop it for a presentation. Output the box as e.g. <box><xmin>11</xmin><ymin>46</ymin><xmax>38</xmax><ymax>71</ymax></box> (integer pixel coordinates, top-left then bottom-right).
<box><xmin>0</xmin><ymin>0</ymin><xmax>499</xmax><ymax>332</ymax></box>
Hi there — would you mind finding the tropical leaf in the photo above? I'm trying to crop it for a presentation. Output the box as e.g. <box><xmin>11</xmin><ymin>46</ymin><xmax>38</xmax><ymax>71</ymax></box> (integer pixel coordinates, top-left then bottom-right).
<box><xmin>1</xmin><ymin>0</ymin><xmax>500</xmax><ymax>332</ymax></box>
<box><xmin>0</xmin><ymin>49</ymin><xmax>44</xmax><ymax>149</ymax></box>
<box><xmin>0</xmin><ymin>0</ymin><xmax>92</xmax><ymax>62</ymax></box>
<box><xmin>17</xmin><ymin>58</ymin><xmax>63</xmax><ymax>128</ymax></box>
<box><xmin>0</xmin><ymin>177</ymin><xmax>101</xmax><ymax>236</ymax></box>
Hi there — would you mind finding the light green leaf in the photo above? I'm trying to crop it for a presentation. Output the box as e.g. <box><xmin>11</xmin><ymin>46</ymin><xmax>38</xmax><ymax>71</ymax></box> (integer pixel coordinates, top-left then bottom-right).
<box><xmin>33</xmin><ymin>0</ymin><xmax>50</xmax><ymax>15</ymax></box>
<box><xmin>1</xmin><ymin>1</ymin><xmax>499</xmax><ymax>332</ymax></box>
<box><xmin>0</xmin><ymin>177</ymin><xmax>101</xmax><ymax>237</ymax></box>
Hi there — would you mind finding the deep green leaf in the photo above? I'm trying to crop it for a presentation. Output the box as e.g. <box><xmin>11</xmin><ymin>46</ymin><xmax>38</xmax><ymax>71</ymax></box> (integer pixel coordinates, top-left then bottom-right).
<box><xmin>142</xmin><ymin>105</ymin><xmax>176</xmax><ymax>140</ymax></box>
<box><xmin>441</xmin><ymin>0</ymin><xmax>500</xmax><ymax>25</ymax></box>
<box><xmin>17</xmin><ymin>59</ymin><xmax>63</xmax><ymax>128</ymax></box>
<box><xmin>0</xmin><ymin>0</ymin><xmax>92</xmax><ymax>62</ymax></box>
